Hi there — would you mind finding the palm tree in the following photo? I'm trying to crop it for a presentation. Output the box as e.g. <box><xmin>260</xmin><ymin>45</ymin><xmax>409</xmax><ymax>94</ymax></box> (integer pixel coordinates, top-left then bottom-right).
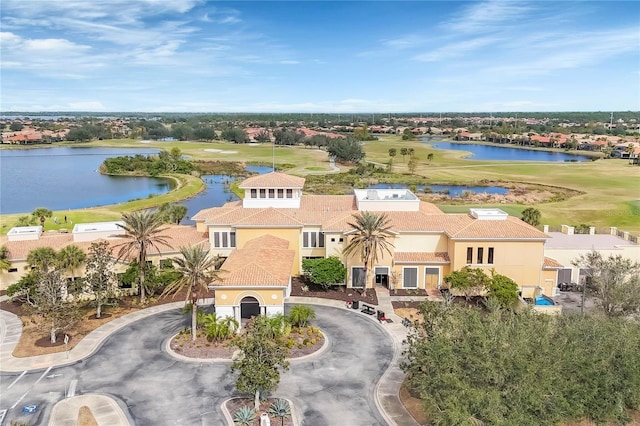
<box><xmin>57</xmin><ymin>245</ymin><xmax>86</xmax><ymax>291</ymax></box>
<box><xmin>32</xmin><ymin>207</ymin><xmax>52</xmax><ymax>228</ymax></box>
<box><xmin>288</xmin><ymin>305</ymin><xmax>315</xmax><ymax>327</ymax></box>
<box><xmin>202</xmin><ymin>313</ymin><xmax>238</xmax><ymax>342</ymax></box>
<box><xmin>0</xmin><ymin>246</ymin><xmax>11</xmax><ymax>272</ymax></box>
<box><xmin>162</xmin><ymin>245</ymin><xmax>220</xmax><ymax>340</ymax></box>
<box><xmin>116</xmin><ymin>210</ymin><xmax>170</xmax><ymax>304</ymax></box>
<box><xmin>26</xmin><ymin>247</ymin><xmax>58</xmax><ymax>273</ymax></box>
<box><xmin>342</xmin><ymin>212</ymin><xmax>394</xmax><ymax>297</ymax></box>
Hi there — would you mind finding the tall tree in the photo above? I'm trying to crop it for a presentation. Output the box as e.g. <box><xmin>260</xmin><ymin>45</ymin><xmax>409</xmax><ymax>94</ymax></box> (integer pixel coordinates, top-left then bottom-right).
<box><xmin>0</xmin><ymin>245</ymin><xmax>11</xmax><ymax>272</ymax></box>
<box><xmin>521</xmin><ymin>207</ymin><xmax>541</xmax><ymax>227</ymax></box>
<box><xmin>57</xmin><ymin>244</ymin><xmax>86</xmax><ymax>289</ymax></box>
<box><xmin>572</xmin><ymin>251</ymin><xmax>640</xmax><ymax>318</ymax></box>
<box><xmin>32</xmin><ymin>207</ymin><xmax>52</xmax><ymax>227</ymax></box>
<box><xmin>29</xmin><ymin>267</ymin><xmax>81</xmax><ymax>343</ymax></box>
<box><xmin>232</xmin><ymin>315</ymin><xmax>290</xmax><ymax>411</ymax></box>
<box><xmin>84</xmin><ymin>241</ymin><xmax>119</xmax><ymax>319</ymax></box>
<box><xmin>27</xmin><ymin>247</ymin><xmax>58</xmax><ymax>273</ymax></box>
<box><xmin>116</xmin><ymin>210</ymin><xmax>170</xmax><ymax>303</ymax></box>
<box><xmin>162</xmin><ymin>245</ymin><xmax>221</xmax><ymax>340</ymax></box>
<box><xmin>407</xmin><ymin>156</ymin><xmax>418</xmax><ymax>175</ymax></box>
<box><xmin>342</xmin><ymin>212</ymin><xmax>394</xmax><ymax>296</ymax></box>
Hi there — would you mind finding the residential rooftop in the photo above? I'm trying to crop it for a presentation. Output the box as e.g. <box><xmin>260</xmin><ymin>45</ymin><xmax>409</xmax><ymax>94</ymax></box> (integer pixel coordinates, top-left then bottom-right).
<box><xmin>545</xmin><ymin>232</ymin><xmax>638</xmax><ymax>250</ymax></box>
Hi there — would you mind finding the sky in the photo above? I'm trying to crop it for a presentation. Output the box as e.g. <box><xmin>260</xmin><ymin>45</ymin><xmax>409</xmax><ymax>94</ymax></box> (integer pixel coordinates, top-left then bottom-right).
<box><xmin>1</xmin><ymin>0</ymin><xmax>639</xmax><ymax>113</ymax></box>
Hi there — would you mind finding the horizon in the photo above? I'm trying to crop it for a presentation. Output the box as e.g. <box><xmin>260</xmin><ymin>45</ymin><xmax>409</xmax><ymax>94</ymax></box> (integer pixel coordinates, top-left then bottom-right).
<box><xmin>1</xmin><ymin>1</ymin><xmax>639</xmax><ymax>113</ymax></box>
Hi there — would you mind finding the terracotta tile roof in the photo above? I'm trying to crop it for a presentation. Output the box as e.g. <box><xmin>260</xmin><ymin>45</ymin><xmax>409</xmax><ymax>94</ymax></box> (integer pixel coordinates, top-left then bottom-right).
<box><xmin>243</xmin><ymin>234</ymin><xmax>290</xmax><ymax>249</ymax></box>
<box><xmin>394</xmin><ymin>252</ymin><xmax>450</xmax><ymax>263</ymax></box>
<box><xmin>211</xmin><ymin>235</ymin><xmax>294</xmax><ymax>287</ymax></box>
<box><xmin>239</xmin><ymin>172</ymin><xmax>305</xmax><ymax>189</ymax></box>
<box><xmin>448</xmin><ymin>216</ymin><xmax>548</xmax><ymax>239</ymax></box>
<box><xmin>234</xmin><ymin>208</ymin><xmax>304</xmax><ymax>227</ymax></box>
<box><xmin>1</xmin><ymin>226</ymin><xmax>208</xmax><ymax>261</ymax></box>
<box><xmin>543</xmin><ymin>257</ymin><xmax>564</xmax><ymax>268</ymax></box>
<box><xmin>1</xmin><ymin>234</ymin><xmax>75</xmax><ymax>260</ymax></box>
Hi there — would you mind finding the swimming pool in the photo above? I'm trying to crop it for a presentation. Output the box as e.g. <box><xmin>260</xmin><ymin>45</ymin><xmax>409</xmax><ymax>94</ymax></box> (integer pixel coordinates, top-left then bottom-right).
<box><xmin>535</xmin><ymin>295</ymin><xmax>555</xmax><ymax>306</ymax></box>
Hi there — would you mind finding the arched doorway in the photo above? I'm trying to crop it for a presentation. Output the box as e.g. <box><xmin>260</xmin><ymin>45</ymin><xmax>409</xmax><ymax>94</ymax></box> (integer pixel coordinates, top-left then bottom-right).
<box><xmin>240</xmin><ymin>296</ymin><xmax>261</xmax><ymax>319</ymax></box>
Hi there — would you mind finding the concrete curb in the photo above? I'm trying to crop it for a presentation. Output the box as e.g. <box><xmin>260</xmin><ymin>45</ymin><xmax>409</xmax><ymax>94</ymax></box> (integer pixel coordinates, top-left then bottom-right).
<box><xmin>0</xmin><ymin>299</ymin><xmax>213</xmax><ymax>373</ymax></box>
<box><xmin>48</xmin><ymin>394</ymin><xmax>131</xmax><ymax>426</ymax></box>
<box><xmin>2</xmin><ymin>294</ymin><xmax>419</xmax><ymax>426</ymax></box>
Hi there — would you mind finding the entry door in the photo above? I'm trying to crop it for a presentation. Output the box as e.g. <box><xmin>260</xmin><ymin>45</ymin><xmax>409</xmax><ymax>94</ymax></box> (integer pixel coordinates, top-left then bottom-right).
<box><xmin>425</xmin><ymin>268</ymin><xmax>440</xmax><ymax>289</ymax></box>
<box><xmin>240</xmin><ymin>297</ymin><xmax>260</xmax><ymax>319</ymax></box>
<box><xmin>375</xmin><ymin>267</ymin><xmax>389</xmax><ymax>287</ymax></box>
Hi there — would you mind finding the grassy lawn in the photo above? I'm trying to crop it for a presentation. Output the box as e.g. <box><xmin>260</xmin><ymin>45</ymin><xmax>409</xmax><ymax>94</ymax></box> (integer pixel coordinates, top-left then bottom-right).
<box><xmin>2</xmin><ymin>136</ymin><xmax>639</xmax><ymax>234</ymax></box>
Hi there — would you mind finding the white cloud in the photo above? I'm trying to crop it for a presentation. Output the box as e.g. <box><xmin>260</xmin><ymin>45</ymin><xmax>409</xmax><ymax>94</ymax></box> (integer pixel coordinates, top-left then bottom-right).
<box><xmin>412</xmin><ymin>37</ymin><xmax>498</xmax><ymax>62</ymax></box>
<box><xmin>382</xmin><ymin>34</ymin><xmax>427</xmax><ymax>50</ymax></box>
<box><xmin>445</xmin><ymin>0</ymin><xmax>533</xmax><ymax>34</ymax></box>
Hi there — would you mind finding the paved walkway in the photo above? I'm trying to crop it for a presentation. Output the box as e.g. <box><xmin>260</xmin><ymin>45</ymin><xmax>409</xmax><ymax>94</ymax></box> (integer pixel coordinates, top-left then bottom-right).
<box><xmin>1</xmin><ymin>293</ymin><xmax>419</xmax><ymax>426</ymax></box>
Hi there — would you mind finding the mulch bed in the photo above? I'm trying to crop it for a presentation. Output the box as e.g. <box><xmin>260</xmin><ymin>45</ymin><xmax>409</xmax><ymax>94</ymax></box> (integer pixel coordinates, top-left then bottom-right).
<box><xmin>35</xmin><ymin>334</ymin><xmax>71</xmax><ymax>348</ymax></box>
<box><xmin>171</xmin><ymin>327</ymin><xmax>325</xmax><ymax>360</ymax></box>
<box><xmin>389</xmin><ymin>289</ymin><xmax>429</xmax><ymax>297</ymax></box>
<box><xmin>290</xmin><ymin>277</ymin><xmax>379</xmax><ymax>305</ymax></box>
<box><xmin>226</xmin><ymin>397</ymin><xmax>294</xmax><ymax>426</ymax></box>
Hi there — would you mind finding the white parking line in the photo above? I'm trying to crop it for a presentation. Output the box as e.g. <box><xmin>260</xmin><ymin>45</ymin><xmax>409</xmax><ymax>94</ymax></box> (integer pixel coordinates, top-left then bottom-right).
<box><xmin>10</xmin><ymin>392</ymin><xmax>28</xmax><ymax>409</ymax></box>
<box><xmin>8</xmin><ymin>367</ymin><xmax>52</xmax><ymax>410</ymax></box>
<box><xmin>6</xmin><ymin>371</ymin><xmax>26</xmax><ymax>390</ymax></box>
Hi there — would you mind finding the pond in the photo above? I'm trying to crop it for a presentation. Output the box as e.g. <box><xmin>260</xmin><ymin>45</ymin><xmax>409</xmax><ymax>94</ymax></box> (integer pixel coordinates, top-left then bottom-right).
<box><xmin>0</xmin><ymin>147</ymin><xmax>171</xmax><ymax>214</ymax></box>
<box><xmin>425</xmin><ymin>141</ymin><xmax>592</xmax><ymax>162</ymax></box>
<box><xmin>368</xmin><ymin>183</ymin><xmax>509</xmax><ymax>197</ymax></box>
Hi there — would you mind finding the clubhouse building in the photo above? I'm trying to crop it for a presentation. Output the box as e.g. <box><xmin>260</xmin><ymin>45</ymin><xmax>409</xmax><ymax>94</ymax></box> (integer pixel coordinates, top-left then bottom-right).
<box><xmin>7</xmin><ymin>172</ymin><xmax>632</xmax><ymax>322</ymax></box>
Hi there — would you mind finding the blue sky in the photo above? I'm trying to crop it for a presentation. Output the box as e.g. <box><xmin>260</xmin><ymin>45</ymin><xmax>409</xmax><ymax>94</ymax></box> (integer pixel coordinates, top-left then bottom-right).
<box><xmin>1</xmin><ymin>0</ymin><xmax>638</xmax><ymax>112</ymax></box>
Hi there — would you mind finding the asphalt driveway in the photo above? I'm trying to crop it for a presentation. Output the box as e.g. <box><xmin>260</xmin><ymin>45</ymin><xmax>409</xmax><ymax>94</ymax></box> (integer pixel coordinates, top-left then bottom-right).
<box><xmin>1</xmin><ymin>304</ymin><xmax>393</xmax><ymax>425</ymax></box>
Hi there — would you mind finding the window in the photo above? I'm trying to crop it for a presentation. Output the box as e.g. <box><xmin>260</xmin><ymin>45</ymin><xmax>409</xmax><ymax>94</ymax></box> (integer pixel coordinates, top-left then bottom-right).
<box><xmin>250</xmin><ymin>189</ymin><xmax>257</xmax><ymax>198</ymax></box>
<box><xmin>466</xmin><ymin>247</ymin><xmax>473</xmax><ymax>264</ymax></box>
<box><xmin>303</xmin><ymin>231</ymin><xmax>325</xmax><ymax>248</ymax></box>
<box><xmin>213</xmin><ymin>231</ymin><xmax>237</xmax><ymax>248</ymax></box>
<box><xmin>8</xmin><ymin>267</ymin><xmax>18</xmax><ymax>273</ymax></box>
<box><xmin>403</xmin><ymin>267</ymin><xmax>418</xmax><ymax>288</ymax></box>
<box><xmin>286</xmin><ymin>189</ymin><xmax>293</xmax><ymax>198</ymax></box>
<box><xmin>477</xmin><ymin>247</ymin><xmax>484</xmax><ymax>264</ymax></box>
<box><xmin>339</xmin><ymin>237</ymin><xmax>344</xmax><ymax>243</ymax></box>
<box><xmin>259</xmin><ymin>189</ymin><xmax>266</xmax><ymax>198</ymax></box>
<box><xmin>352</xmin><ymin>267</ymin><xmax>366</xmax><ymax>288</ymax></box>
<box><xmin>268</xmin><ymin>188</ymin><xmax>275</xmax><ymax>198</ymax></box>
<box><xmin>558</xmin><ymin>268</ymin><xmax>572</xmax><ymax>284</ymax></box>
<box><xmin>277</xmin><ymin>189</ymin><xmax>284</xmax><ymax>198</ymax></box>
<box><xmin>488</xmin><ymin>247</ymin><xmax>494</xmax><ymax>264</ymax></box>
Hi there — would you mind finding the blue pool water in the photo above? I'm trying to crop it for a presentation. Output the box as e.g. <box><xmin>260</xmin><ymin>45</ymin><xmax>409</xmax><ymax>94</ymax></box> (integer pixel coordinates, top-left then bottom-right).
<box><xmin>535</xmin><ymin>295</ymin><xmax>555</xmax><ymax>306</ymax></box>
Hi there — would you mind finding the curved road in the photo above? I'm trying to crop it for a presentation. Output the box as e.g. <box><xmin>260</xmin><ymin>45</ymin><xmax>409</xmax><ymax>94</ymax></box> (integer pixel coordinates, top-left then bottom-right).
<box><xmin>1</xmin><ymin>305</ymin><xmax>393</xmax><ymax>425</ymax></box>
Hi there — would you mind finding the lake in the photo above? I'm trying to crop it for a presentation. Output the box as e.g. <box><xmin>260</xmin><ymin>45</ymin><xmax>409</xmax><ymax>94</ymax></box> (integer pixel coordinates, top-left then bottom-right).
<box><xmin>0</xmin><ymin>147</ymin><xmax>170</xmax><ymax>214</ymax></box>
<box><xmin>369</xmin><ymin>183</ymin><xmax>508</xmax><ymax>196</ymax></box>
<box><xmin>426</xmin><ymin>141</ymin><xmax>592</xmax><ymax>162</ymax></box>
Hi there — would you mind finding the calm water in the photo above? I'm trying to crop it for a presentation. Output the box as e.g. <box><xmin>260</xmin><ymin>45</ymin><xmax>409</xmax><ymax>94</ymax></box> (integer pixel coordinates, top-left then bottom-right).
<box><xmin>427</xmin><ymin>141</ymin><xmax>592</xmax><ymax>162</ymax></box>
<box><xmin>369</xmin><ymin>183</ymin><xmax>508</xmax><ymax>196</ymax></box>
<box><xmin>0</xmin><ymin>147</ymin><xmax>170</xmax><ymax>214</ymax></box>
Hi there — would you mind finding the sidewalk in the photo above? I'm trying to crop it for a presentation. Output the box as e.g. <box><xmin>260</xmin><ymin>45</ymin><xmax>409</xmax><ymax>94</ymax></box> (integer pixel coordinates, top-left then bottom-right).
<box><xmin>1</xmin><ymin>295</ymin><xmax>418</xmax><ymax>426</ymax></box>
<box><xmin>48</xmin><ymin>394</ymin><xmax>130</xmax><ymax>426</ymax></box>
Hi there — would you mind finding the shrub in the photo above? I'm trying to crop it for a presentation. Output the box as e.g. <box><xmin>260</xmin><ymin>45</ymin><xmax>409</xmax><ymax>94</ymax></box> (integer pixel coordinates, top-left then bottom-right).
<box><xmin>233</xmin><ymin>406</ymin><xmax>256</xmax><ymax>426</ymax></box>
<box><xmin>288</xmin><ymin>305</ymin><xmax>316</xmax><ymax>327</ymax></box>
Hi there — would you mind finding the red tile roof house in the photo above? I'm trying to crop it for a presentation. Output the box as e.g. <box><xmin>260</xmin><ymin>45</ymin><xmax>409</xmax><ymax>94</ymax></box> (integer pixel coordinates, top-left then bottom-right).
<box><xmin>1</xmin><ymin>132</ymin><xmax>45</xmax><ymax>145</ymax></box>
